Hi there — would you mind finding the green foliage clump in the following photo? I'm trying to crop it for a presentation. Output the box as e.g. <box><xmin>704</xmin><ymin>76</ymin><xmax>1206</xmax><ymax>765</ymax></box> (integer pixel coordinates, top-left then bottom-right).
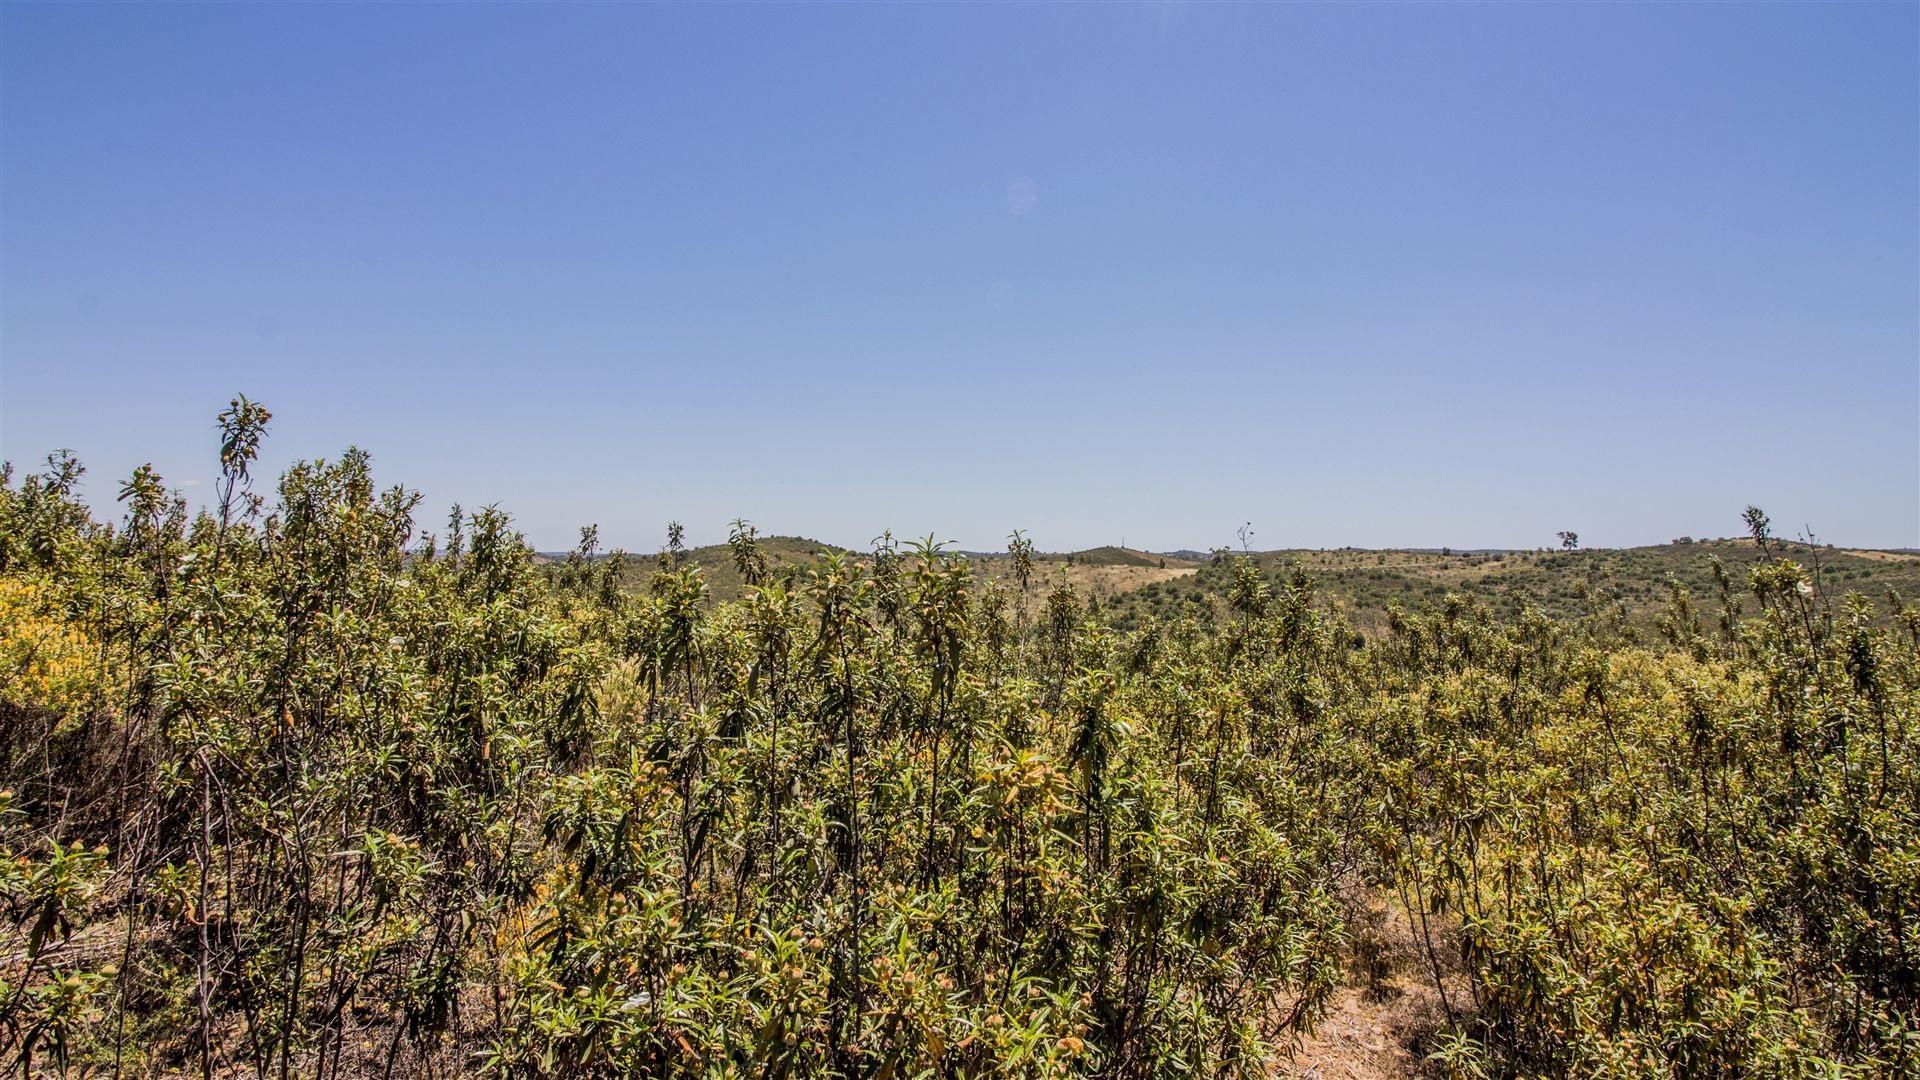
<box><xmin>0</xmin><ymin>401</ymin><xmax>1914</xmax><ymax>1078</ymax></box>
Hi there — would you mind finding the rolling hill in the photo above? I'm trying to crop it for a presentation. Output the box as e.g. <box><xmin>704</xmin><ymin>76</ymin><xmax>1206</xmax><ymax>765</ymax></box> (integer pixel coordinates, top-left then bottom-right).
<box><xmin>1104</xmin><ymin>538</ymin><xmax>1920</xmax><ymax>634</ymax></box>
<box><xmin>562</xmin><ymin>533</ymin><xmax>1919</xmax><ymax>635</ymax></box>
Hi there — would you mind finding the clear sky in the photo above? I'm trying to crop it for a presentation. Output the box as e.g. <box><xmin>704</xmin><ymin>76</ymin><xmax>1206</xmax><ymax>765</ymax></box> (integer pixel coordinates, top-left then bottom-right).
<box><xmin>3</xmin><ymin>3</ymin><xmax>1915</xmax><ymax>553</ymax></box>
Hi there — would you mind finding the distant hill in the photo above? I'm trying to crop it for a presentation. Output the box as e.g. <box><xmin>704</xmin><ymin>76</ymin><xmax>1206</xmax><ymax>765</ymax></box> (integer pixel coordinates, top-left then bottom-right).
<box><xmin>1063</xmin><ymin>546</ymin><xmax>1166</xmax><ymax>568</ymax></box>
<box><xmin>564</xmin><ymin>532</ymin><xmax>1919</xmax><ymax>632</ymax></box>
<box><xmin>557</xmin><ymin>535</ymin><xmax>851</xmax><ymax>603</ymax></box>
<box><xmin>961</xmin><ymin>546</ymin><xmax>1198</xmax><ymax>568</ymax></box>
<box><xmin>673</xmin><ymin>535</ymin><xmax>851</xmax><ymax>599</ymax></box>
<box><xmin>1105</xmin><ymin>539</ymin><xmax>1920</xmax><ymax>634</ymax></box>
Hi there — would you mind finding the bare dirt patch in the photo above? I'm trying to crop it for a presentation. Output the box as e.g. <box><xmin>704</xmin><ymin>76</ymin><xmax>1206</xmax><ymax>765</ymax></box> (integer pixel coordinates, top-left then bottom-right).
<box><xmin>1274</xmin><ymin>890</ymin><xmax>1468</xmax><ymax>1079</ymax></box>
<box><xmin>1281</xmin><ymin>981</ymin><xmax>1448</xmax><ymax>1079</ymax></box>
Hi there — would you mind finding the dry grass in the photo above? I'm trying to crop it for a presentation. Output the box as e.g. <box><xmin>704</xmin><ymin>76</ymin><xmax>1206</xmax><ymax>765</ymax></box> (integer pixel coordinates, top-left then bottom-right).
<box><xmin>1845</xmin><ymin>549</ymin><xmax>1920</xmax><ymax>563</ymax></box>
<box><xmin>982</xmin><ymin>561</ymin><xmax>1199</xmax><ymax>609</ymax></box>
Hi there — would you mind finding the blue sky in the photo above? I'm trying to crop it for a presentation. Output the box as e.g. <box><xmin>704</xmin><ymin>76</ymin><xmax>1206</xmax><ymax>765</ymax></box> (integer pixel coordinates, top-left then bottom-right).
<box><xmin>3</xmin><ymin>3</ymin><xmax>1915</xmax><ymax>552</ymax></box>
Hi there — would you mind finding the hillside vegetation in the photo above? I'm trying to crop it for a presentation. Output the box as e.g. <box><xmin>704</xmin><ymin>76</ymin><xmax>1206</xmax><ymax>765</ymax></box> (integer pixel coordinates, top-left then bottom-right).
<box><xmin>1047</xmin><ymin>547</ymin><xmax>1166</xmax><ymax>569</ymax></box>
<box><xmin>597</xmin><ymin>540</ymin><xmax>1200</xmax><ymax>612</ymax></box>
<box><xmin>631</xmin><ymin>534</ymin><xmax>1920</xmax><ymax>645</ymax></box>
<box><xmin>590</xmin><ymin>534</ymin><xmax>851</xmax><ymax>603</ymax></box>
<box><xmin>1108</xmin><ymin>542</ymin><xmax>1920</xmax><ymax>636</ymax></box>
<box><xmin>0</xmin><ymin>401</ymin><xmax>1915</xmax><ymax>1078</ymax></box>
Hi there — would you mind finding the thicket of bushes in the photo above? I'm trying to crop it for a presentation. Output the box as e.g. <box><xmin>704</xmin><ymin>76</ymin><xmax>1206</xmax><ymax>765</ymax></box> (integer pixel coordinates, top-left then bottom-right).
<box><xmin>1</xmin><ymin>401</ymin><xmax>1914</xmax><ymax>1077</ymax></box>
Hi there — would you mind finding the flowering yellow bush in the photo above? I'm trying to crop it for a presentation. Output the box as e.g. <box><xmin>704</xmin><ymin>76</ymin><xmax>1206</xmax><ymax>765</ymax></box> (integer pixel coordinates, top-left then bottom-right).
<box><xmin>0</xmin><ymin>576</ymin><xmax>101</xmax><ymax>724</ymax></box>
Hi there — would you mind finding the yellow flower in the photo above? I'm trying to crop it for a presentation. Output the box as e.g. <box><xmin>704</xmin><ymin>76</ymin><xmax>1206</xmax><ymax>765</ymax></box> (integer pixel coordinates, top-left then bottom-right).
<box><xmin>0</xmin><ymin>576</ymin><xmax>104</xmax><ymax>724</ymax></box>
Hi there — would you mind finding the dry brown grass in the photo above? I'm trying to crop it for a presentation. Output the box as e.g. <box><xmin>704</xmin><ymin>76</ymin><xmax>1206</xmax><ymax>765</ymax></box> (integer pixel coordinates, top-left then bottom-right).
<box><xmin>1845</xmin><ymin>549</ymin><xmax>1920</xmax><ymax>562</ymax></box>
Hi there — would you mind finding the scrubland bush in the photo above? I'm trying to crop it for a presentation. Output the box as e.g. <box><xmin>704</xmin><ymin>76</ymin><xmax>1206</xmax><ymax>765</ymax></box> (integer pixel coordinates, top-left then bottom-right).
<box><xmin>0</xmin><ymin>403</ymin><xmax>1913</xmax><ymax>1077</ymax></box>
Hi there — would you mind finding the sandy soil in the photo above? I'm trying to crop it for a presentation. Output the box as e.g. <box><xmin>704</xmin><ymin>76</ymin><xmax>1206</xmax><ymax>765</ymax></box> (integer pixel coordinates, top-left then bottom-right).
<box><xmin>1280</xmin><ymin>981</ymin><xmax>1450</xmax><ymax>1079</ymax></box>
<box><xmin>1273</xmin><ymin>890</ymin><xmax>1469</xmax><ymax>1079</ymax></box>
